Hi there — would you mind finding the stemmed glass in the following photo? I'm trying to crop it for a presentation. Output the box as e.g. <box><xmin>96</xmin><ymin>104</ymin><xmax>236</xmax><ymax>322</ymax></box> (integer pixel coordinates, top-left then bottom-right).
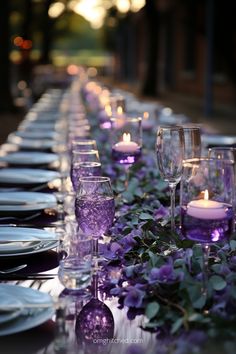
<box><xmin>208</xmin><ymin>146</ymin><xmax>236</xmax><ymax>213</ymax></box>
<box><xmin>156</xmin><ymin>126</ymin><xmax>185</xmax><ymax>232</ymax></box>
<box><xmin>70</xmin><ymin>150</ymin><xmax>101</xmax><ymax>191</ymax></box>
<box><xmin>71</xmin><ymin>139</ymin><xmax>97</xmax><ymax>152</ymax></box>
<box><xmin>182</xmin><ymin>125</ymin><xmax>201</xmax><ymax>160</ymax></box>
<box><xmin>180</xmin><ymin>157</ymin><xmax>235</xmax><ymax>293</ymax></box>
<box><xmin>75</xmin><ymin>176</ymin><xmax>115</xmax><ymax>266</ymax></box>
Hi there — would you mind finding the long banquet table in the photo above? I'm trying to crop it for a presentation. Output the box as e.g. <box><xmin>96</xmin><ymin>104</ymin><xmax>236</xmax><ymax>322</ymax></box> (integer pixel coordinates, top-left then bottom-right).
<box><xmin>0</xmin><ymin>73</ymin><xmax>236</xmax><ymax>354</ymax></box>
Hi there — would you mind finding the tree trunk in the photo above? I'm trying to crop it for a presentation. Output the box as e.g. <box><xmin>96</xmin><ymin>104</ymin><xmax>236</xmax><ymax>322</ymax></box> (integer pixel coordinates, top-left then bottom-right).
<box><xmin>141</xmin><ymin>0</ymin><xmax>160</xmax><ymax>97</ymax></box>
<box><xmin>19</xmin><ymin>0</ymin><xmax>33</xmax><ymax>85</ymax></box>
<box><xmin>0</xmin><ymin>1</ymin><xmax>14</xmax><ymax>111</ymax></box>
<box><xmin>40</xmin><ymin>0</ymin><xmax>53</xmax><ymax>64</ymax></box>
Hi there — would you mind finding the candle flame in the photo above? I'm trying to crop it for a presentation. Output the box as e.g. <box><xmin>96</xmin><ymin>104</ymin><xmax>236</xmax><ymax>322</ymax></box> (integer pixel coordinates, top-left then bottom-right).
<box><xmin>204</xmin><ymin>189</ymin><xmax>209</xmax><ymax>200</ymax></box>
<box><xmin>117</xmin><ymin>106</ymin><xmax>123</xmax><ymax>115</ymax></box>
<box><xmin>123</xmin><ymin>132</ymin><xmax>131</xmax><ymax>142</ymax></box>
<box><xmin>143</xmin><ymin>111</ymin><xmax>149</xmax><ymax>120</ymax></box>
<box><xmin>105</xmin><ymin>104</ymin><xmax>112</xmax><ymax>116</ymax></box>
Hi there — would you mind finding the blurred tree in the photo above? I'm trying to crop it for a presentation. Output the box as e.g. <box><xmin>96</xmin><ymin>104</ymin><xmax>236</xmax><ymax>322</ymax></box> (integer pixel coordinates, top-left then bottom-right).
<box><xmin>0</xmin><ymin>1</ymin><xmax>14</xmax><ymax>111</ymax></box>
<box><xmin>19</xmin><ymin>0</ymin><xmax>34</xmax><ymax>84</ymax></box>
<box><xmin>141</xmin><ymin>0</ymin><xmax>160</xmax><ymax>97</ymax></box>
<box><xmin>40</xmin><ymin>0</ymin><xmax>53</xmax><ymax>63</ymax></box>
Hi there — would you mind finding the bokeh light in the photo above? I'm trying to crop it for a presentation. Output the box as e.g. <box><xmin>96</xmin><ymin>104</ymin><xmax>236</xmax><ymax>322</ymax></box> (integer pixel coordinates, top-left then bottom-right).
<box><xmin>48</xmin><ymin>2</ymin><xmax>65</xmax><ymax>18</ymax></box>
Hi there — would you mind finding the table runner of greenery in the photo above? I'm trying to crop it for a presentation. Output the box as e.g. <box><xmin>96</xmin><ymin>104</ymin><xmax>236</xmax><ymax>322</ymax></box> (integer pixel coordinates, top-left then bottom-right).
<box><xmin>82</xmin><ymin>90</ymin><xmax>236</xmax><ymax>354</ymax></box>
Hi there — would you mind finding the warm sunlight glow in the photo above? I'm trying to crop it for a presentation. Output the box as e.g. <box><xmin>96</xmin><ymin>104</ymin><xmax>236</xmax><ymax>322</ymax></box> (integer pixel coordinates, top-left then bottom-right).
<box><xmin>105</xmin><ymin>104</ymin><xmax>112</xmax><ymax>116</ymax></box>
<box><xmin>204</xmin><ymin>190</ymin><xmax>209</xmax><ymax>201</ymax></box>
<box><xmin>116</xmin><ymin>0</ymin><xmax>130</xmax><ymax>13</ymax></box>
<box><xmin>73</xmin><ymin>0</ymin><xmax>107</xmax><ymax>29</ymax></box>
<box><xmin>13</xmin><ymin>36</ymin><xmax>23</xmax><ymax>47</ymax></box>
<box><xmin>67</xmin><ymin>64</ymin><xmax>79</xmax><ymax>75</ymax></box>
<box><xmin>87</xmin><ymin>67</ymin><xmax>98</xmax><ymax>77</ymax></box>
<box><xmin>48</xmin><ymin>2</ymin><xmax>65</xmax><ymax>18</ymax></box>
<box><xmin>123</xmin><ymin>133</ymin><xmax>131</xmax><ymax>143</ymax></box>
<box><xmin>130</xmin><ymin>0</ymin><xmax>146</xmax><ymax>12</ymax></box>
<box><xmin>117</xmin><ymin>106</ymin><xmax>123</xmax><ymax>115</ymax></box>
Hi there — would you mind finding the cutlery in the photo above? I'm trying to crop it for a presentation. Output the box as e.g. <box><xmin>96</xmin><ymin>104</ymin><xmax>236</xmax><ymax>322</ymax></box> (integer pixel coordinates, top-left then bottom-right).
<box><xmin>0</xmin><ymin>302</ymin><xmax>54</xmax><ymax>310</ymax></box>
<box><xmin>0</xmin><ymin>264</ymin><xmax>27</xmax><ymax>274</ymax></box>
<box><xmin>0</xmin><ymin>273</ymin><xmax>56</xmax><ymax>280</ymax></box>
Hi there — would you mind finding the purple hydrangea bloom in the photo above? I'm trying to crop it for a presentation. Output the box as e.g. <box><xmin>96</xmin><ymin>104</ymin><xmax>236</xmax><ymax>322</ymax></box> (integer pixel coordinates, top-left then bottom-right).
<box><xmin>124</xmin><ymin>286</ymin><xmax>145</xmax><ymax>308</ymax></box>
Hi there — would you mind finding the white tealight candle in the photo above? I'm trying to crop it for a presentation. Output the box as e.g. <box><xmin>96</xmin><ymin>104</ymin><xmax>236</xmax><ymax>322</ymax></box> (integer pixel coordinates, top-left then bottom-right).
<box><xmin>113</xmin><ymin>133</ymin><xmax>139</xmax><ymax>153</ymax></box>
<box><xmin>187</xmin><ymin>190</ymin><xmax>226</xmax><ymax>220</ymax></box>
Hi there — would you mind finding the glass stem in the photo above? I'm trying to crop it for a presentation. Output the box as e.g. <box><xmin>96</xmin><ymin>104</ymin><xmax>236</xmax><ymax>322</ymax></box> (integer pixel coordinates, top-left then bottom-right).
<box><xmin>169</xmin><ymin>184</ymin><xmax>176</xmax><ymax>232</ymax></box>
<box><xmin>124</xmin><ymin>164</ymin><xmax>131</xmax><ymax>190</ymax></box>
<box><xmin>92</xmin><ymin>272</ymin><xmax>98</xmax><ymax>299</ymax></box>
<box><xmin>92</xmin><ymin>238</ymin><xmax>100</xmax><ymax>270</ymax></box>
<box><xmin>201</xmin><ymin>243</ymin><xmax>210</xmax><ymax>296</ymax></box>
<box><xmin>93</xmin><ymin>238</ymin><xmax>98</xmax><ymax>258</ymax></box>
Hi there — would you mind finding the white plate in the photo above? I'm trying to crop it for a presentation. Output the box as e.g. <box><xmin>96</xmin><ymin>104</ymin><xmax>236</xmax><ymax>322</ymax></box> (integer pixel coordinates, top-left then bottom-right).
<box><xmin>0</xmin><ymin>295</ymin><xmax>23</xmax><ymax>325</ymax></box>
<box><xmin>0</xmin><ymin>227</ymin><xmax>58</xmax><ymax>257</ymax></box>
<box><xmin>202</xmin><ymin>134</ymin><xmax>236</xmax><ymax>147</ymax></box>
<box><xmin>0</xmin><ymin>284</ymin><xmax>54</xmax><ymax>336</ymax></box>
<box><xmin>0</xmin><ymin>168</ymin><xmax>60</xmax><ymax>185</ymax></box>
<box><xmin>19</xmin><ymin>121</ymin><xmax>57</xmax><ymax>130</ymax></box>
<box><xmin>0</xmin><ymin>152</ymin><xmax>58</xmax><ymax>165</ymax></box>
<box><xmin>13</xmin><ymin>131</ymin><xmax>58</xmax><ymax>140</ymax></box>
<box><xmin>0</xmin><ymin>240</ymin><xmax>41</xmax><ymax>253</ymax></box>
<box><xmin>7</xmin><ymin>136</ymin><xmax>54</xmax><ymax>150</ymax></box>
<box><xmin>0</xmin><ymin>192</ymin><xmax>56</xmax><ymax>213</ymax></box>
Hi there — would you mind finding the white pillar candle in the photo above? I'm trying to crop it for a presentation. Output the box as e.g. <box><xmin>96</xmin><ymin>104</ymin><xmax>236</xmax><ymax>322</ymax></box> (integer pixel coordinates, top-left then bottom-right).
<box><xmin>113</xmin><ymin>133</ymin><xmax>139</xmax><ymax>153</ymax></box>
<box><xmin>187</xmin><ymin>190</ymin><xmax>227</xmax><ymax>220</ymax></box>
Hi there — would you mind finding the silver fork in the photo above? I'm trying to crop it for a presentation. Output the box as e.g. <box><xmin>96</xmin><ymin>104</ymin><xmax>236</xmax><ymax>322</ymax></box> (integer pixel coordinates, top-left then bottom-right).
<box><xmin>0</xmin><ymin>264</ymin><xmax>27</xmax><ymax>274</ymax></box>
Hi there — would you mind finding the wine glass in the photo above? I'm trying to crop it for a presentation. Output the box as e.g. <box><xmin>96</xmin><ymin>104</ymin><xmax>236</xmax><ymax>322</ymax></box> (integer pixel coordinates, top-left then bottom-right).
<box><xmin>75</xmin><ymin>176</ymin><xmax>115</xmax><ymax>266</ymax></box>
<box><xmin>75</xmin><ymin>272</ymin><xmax>114</xmax><ymax>352</ymax></box>
<box><xmin>156</xmin><ymin>126</ymin><xmax>185</xmax><ymax>232</ymax></box>
<box><xmin>70</xmin><ymin>150</ymin><xmax>101</xmax><ymax>191</ymax></box>
<box><xmin>182</xmin><ymin>125</ymin><xmax>201</xmax><ymax>160</ymax></box>
<box><xmin>180</xmin><ymin>157</ymin><xmax>235</xmax><ymax>293</ymax></box>
<box><xmin>208</xmin><ymin>146</ymin><xmax>235</xmax><ymax>163</ymax></box>
<box><xmin>71</xmin><ymin>139</ymin><xmax>97</xmax><ymax>152</ymax></box>
<box><xmin>208</xmin><ymin>146</ymin><xmax>236</xmax><ymax>213</ymax></box>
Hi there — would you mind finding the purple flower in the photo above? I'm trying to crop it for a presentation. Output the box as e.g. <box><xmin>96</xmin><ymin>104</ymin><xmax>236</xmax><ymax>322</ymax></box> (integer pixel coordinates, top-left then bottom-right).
<box><xmin>102</xmin><ymin>242</ymin><xmax>124</xmax><ymax>260</ymax></box>
<box><xmin>125</xmin><ymin>344</ymin><xmax>145</xmax><ymax>354</ymax></box>
<box><xmin>175</xmin><ymin>330</ymin><xmax>207</xmax><ymax>354</ymax></box>
<box><xmin>216</xmin><ymin>264</ymin><xmax>230</xmax><ymax>276</ymax></box>
<box><xmin>229</xmin><ymin>256</ymin><xmax>236</xmax><ymax>270</ymax></box>
<box><xmin>124</xmin><ymin>286</ymin><xmax>145</xmax><ymax>308</ymax></box>
<box><xmin>154</xmin><ymin>205</ymin><xmax>169</xmax><ymax>220</ymax></box>
<box><xmin>148</xmin><ymin>265</ymin><xmax>184</xmax><ymax>284</ymax></box>
<box><xmin>120</xmin><ymin>230</ymin><xmax>140</xmax><ymax>252</ymax></box>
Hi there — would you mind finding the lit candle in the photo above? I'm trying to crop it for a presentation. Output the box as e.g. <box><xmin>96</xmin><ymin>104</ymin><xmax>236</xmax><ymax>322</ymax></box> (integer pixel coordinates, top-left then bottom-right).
<box><xmin>187</xmin><ymin>190</ymin><xmax>227</xmax><ymax>220</ymax></box>
<box><xmin>113</xmin><ymin>133</ymin><xmax>139</xmax><ymax>153</ymax></box>
<box><xmin>142</xmin><ymin>111</ymin><xmax>153</xmax><ymax>129</ymax></box>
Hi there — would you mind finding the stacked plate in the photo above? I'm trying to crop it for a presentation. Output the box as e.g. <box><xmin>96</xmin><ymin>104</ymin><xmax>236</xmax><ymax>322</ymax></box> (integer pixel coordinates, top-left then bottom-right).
<box><xmin>0</xmin><ymin>152</ymin><xmax>59</xmax><ymax>166</ymax></box>
<box><xmin>0</xmin><ymin>227</ymin><xmax>58</xmax><ymax>257</ymax></box>
<box><xmin>0</xmin><ymin>192</ymin><xmax>56</xmax><ymax>215</ymax></box>
<box><xmin>0</xmin><ymin>168</ymin><xmax>60</xmax><ymax>186</ymax></box>
<box><xmin>0</xmin><ymin>284</ymin><xmax>54</xmax><ymax>336</ymax></box>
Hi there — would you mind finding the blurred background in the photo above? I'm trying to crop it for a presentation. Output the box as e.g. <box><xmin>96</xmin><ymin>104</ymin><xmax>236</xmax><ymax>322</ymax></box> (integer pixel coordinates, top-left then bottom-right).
<box><xmin>1</xmin><ymin>0</ymin><xmax>236</xmax><ymax>142</ymax></box>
